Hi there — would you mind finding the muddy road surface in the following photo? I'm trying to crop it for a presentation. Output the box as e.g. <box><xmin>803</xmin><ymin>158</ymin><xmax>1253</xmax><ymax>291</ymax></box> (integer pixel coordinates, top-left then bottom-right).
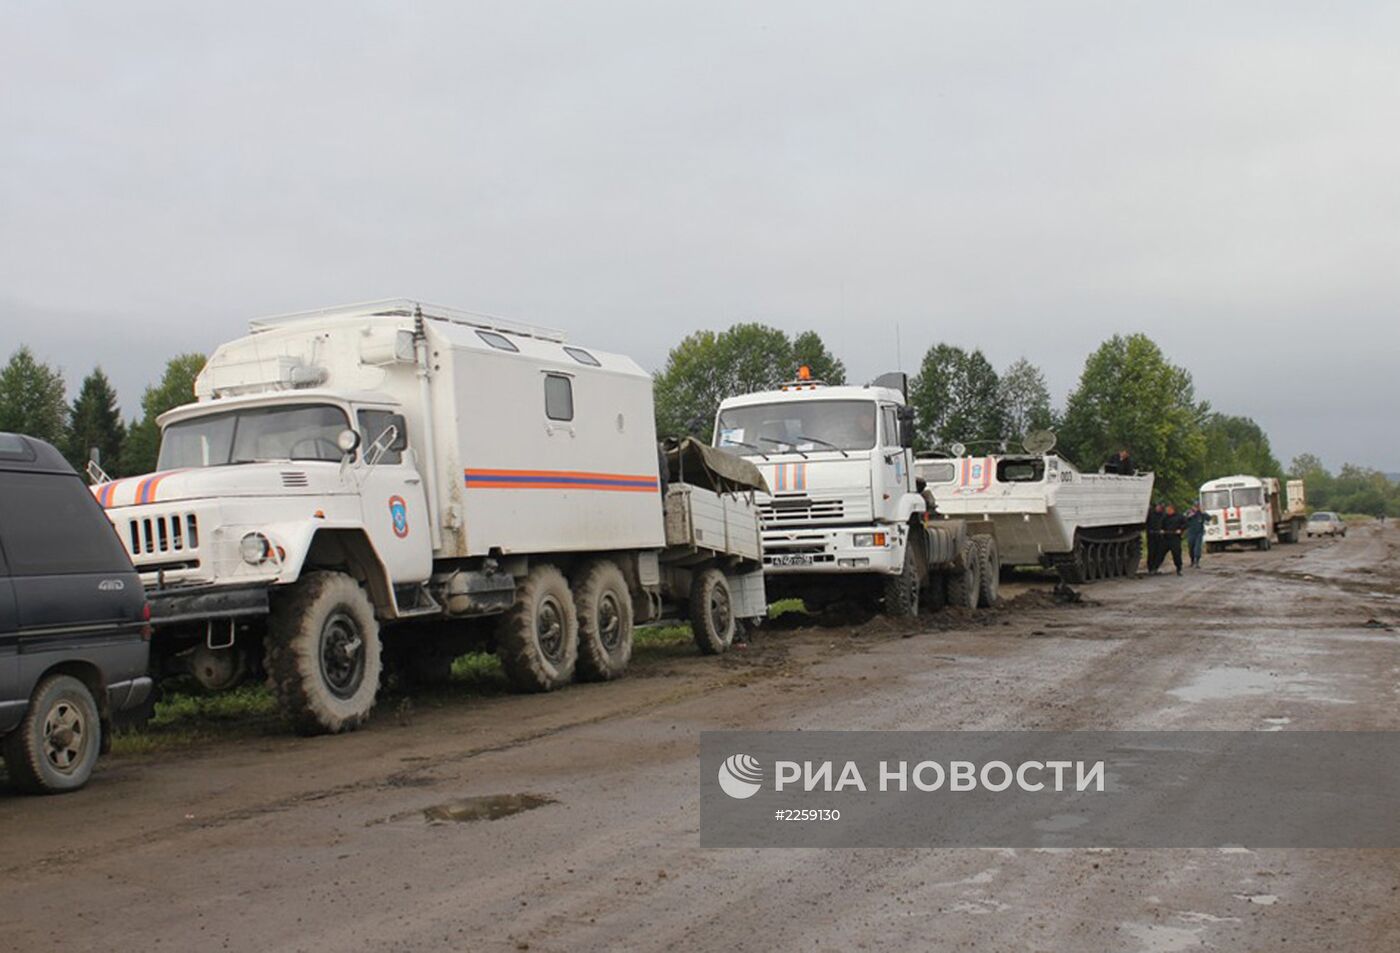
<box><xmin>3</xmin><ymin>525</ymin><xmax>1398</xmax><ymax>952</ymax></box>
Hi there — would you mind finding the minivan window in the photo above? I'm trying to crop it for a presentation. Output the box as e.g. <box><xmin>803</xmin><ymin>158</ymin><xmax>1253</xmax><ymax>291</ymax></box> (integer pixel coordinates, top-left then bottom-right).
<box><xmin>0</xmin><ymin>472</ymin><xmax>131</xmax><ymax>575</ymax></box>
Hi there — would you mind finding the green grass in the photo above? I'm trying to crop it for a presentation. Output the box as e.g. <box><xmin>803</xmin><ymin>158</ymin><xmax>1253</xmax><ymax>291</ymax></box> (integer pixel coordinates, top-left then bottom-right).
<box><xmin>112</xmin><ymin>683</ymin><xmax>282</xmax><ymax>755</ymax></box>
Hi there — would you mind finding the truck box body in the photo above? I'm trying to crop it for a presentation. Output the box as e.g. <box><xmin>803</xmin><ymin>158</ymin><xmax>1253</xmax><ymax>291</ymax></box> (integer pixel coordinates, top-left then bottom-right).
<box><xmin>192</xmin><ymin>303</ymin><xmax>666</xmax><ymax>561</ymax></box>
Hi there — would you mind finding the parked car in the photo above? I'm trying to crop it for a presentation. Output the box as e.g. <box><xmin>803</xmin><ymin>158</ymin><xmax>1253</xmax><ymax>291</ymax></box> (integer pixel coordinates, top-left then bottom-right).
<box><xmin>0</xmin><ymin>433</ymin><xmax>151</xmax><ymax>794</ymax></box>
<box><xmin>1306</xmin><ymin>511</ymin><xmax>1347</xmax><ymax>538</ymax></box>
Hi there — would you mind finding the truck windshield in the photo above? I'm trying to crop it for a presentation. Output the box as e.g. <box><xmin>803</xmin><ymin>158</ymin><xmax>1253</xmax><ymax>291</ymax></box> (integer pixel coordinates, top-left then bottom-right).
<box><xmin>715</xmin><ymin>400</ymin><xmax>877</xmax><ymax>453</ymax></box>
<box><xmin>158</xmin><ymin>404</ymin><xmax>350</xmax><ymax>468</ymax></box>
<box><xmin>1201</xmin><ymin>490</ymin><xmax>1232</xmax><ymax>510</ymax></box>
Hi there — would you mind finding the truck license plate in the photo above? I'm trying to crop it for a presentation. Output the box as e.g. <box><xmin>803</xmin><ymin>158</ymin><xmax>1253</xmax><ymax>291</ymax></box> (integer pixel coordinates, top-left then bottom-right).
<box><xmin>771</xmin><ymin>554</ymin><xmax>815</xmax><ymax>567</ymax></box>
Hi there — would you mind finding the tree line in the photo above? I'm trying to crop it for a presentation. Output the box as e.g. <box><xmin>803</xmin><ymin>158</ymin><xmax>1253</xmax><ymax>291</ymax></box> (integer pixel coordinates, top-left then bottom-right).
<box><xmin>653</xmin><ymin>325</ymin><xmax>1397</xmax><ymax>513</ymax></box>
<box><xmin>2</xmin><ymin>332</ymin><xmax>1395</xmax><ymax>517</ymax></box>
<box><xmin>0</xmin><ymin>347</ymin><xmax>206</xmax><ymax>477</ymax></box>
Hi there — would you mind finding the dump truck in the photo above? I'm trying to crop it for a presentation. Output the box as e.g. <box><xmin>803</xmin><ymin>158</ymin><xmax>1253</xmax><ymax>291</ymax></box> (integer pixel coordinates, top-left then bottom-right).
<box><xmin>713</xmin><ymin>370</ymin><xmax>998</xmax><ymax>615</ymax></box>
<box><xmin>1200</xmin><ymin>474</ymin><xmax>1307</xmax><ymax>551</ymax></box>
<box><xmin>90</xmin><ymin>300</ymin><xmax>767</xmax><ymax>733</ymax></box>
<box><xmin>916</xmin><ymin>435</ymin><xmax>1155</xmax><ymax>583</ymax></box>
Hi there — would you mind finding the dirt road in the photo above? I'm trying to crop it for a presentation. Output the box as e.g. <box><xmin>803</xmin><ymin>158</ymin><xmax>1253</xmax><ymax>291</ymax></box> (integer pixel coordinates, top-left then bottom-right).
<box><xmin>2</xmin><ymin>525</ymin><xmax>1398</xmax><ymax>952</ymax></box>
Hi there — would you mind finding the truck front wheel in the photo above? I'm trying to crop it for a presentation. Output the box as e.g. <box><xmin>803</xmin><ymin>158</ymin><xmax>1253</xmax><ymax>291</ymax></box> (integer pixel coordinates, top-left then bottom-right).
<box><xmin>881</xmin><ymin>545</ymin><xmax>922</xmax><ymax>618</ymax></box>
<box><xmin>266</xmin><ymin>572</ymin><xmax>382</xmax><ymax>735</ymax></box>
<box><xmin>497</xmin><ymin>565</ymin><xmax>578</xmax><ymax>692</ymax></box>
<box><xmin>691</xmin><ymin>569</ymin><xmax>736</xmax><ymax>654</ymax></box>
<box><xmin>574</xmin><ymin>560</ymin><xmax>634</xmax><ymax>681</ymax></box>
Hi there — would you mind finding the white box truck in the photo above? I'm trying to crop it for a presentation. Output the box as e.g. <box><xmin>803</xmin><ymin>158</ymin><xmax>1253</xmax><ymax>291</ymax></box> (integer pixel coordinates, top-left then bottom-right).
<box><xmin>1200</xmin><ymin>474</ymin><xmax>1307</xmax><ymax>551</ymax></box>
<box><xmin>92</xmin><ymin>300</ymin><xmax>766</xmax><ymax>733</ymax></box>
<box><xmin>714</xmin><ymin>371</ymin><xmax>998</xmax><ymax>615</ymax></box>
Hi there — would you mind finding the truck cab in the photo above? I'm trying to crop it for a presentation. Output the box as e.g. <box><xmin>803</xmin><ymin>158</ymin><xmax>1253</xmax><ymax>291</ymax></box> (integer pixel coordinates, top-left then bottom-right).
<box><xmin>715</xmin><ymin>376</ymin><xmax>920</xmax><ymax>586</ymax></box>
<box><xmin>715</xmin><ymin>372</ymin><xmax>992</xmax><ymax>616</ymax></box>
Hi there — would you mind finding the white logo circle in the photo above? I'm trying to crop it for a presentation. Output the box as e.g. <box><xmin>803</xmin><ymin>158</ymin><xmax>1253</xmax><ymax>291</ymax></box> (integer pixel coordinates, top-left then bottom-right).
<box><xmin>718</xmin><ymin>753</ymin><xmax>764</xmax><ymax>799</ymax></box>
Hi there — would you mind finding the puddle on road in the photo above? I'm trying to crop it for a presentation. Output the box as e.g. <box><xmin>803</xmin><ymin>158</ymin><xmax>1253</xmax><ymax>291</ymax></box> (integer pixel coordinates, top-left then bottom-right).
<box><xmin>1168</xmin><ymin>667</ymin><xmax>1353</xmax><ymax>705</ymax></box>
<box><xmin>423</xmin><ymin>793</ymin><xmax>556</xmax><ymax>824</ymax></box>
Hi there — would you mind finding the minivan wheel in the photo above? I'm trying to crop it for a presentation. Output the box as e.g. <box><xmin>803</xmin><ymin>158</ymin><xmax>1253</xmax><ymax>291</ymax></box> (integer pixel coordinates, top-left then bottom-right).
<box><xmin>3</xmin><ymin>674</ymin><xmax>102</xmax><ymax>794</ymax></box>
<box><xmin>265</xmin><ymin>571</ymin><xmax>382</xmax><ymax>735</ymax></box>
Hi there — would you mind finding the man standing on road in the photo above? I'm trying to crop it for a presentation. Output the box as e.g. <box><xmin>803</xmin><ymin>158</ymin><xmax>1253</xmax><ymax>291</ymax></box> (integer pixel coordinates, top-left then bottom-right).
<box><xmin>1146</xmin><ymin>501</ymin><xmax>1166</xmax><ymax>574</ymax></box>
<box><xmin>1162</xmin><ymin>504</ymin><xmax>1188</xmax><ymax>576</ymax></box>
<box><xmin>1184</xmin><ymin>501</ymin><xmax>1211</xmax><ymax>568</ymax></box>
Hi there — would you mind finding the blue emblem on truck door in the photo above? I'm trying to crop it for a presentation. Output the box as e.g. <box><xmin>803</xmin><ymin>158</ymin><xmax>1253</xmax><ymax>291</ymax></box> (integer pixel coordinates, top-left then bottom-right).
<box><xmin>388</xmin><ymin>495</ymin><xmax>409</xmax><ymax>538</ymax></box>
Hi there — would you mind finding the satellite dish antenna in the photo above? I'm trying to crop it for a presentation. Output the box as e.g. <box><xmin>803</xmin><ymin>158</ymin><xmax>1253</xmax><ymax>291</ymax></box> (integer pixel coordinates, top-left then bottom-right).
<box><xmin>949</xmin><ymin>441</ymin><xmax>966</xmax><ymax>458</ymax></box>
<box><xmin>1022</xmin><ymin>430</ymin><xmax>1057</xmax><ymax>454</ymax></box>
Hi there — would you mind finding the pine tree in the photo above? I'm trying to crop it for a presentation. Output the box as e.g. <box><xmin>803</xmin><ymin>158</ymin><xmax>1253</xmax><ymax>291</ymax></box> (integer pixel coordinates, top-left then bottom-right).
<box><xmin>66</xmin><ymin>367</ymin><xmax>127</xmax><ymax>475</ymax></box>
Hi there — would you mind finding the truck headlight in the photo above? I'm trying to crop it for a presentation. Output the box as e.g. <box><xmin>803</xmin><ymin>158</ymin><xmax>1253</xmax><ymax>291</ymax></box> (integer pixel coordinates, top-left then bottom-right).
<box><xmin>240</xmin><ymin>532</ymin><xmax>272</xmax><ymax>565</ymax></box>
<box><xmin>852</xmin><ymin>532</ymin><xmax>888</xmax><ymax>547</ymax></box>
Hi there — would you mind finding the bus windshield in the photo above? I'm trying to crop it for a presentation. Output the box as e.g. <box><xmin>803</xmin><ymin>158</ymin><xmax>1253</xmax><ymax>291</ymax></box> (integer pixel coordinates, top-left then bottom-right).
<box><xmin>1201</xmin><ymin>490</ymin><xmax>1232</xmax><ymax>510</ymax></box>
<box><xmin>158</xmin><ymin>404</ymin><xmax>350</xmax><ymax>469</ymax></box>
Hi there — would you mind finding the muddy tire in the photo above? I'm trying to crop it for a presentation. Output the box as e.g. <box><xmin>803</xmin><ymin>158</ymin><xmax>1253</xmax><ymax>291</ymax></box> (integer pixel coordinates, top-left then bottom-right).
<box><xmin>973</xmin><ymin>535</ymin><xmax>999</xmax><ymax>608</ymax></box>
<box><xmin>496</xmin><ymin>565</ymin><xmax>578</xmax><ymax>692</ymax></box>
<box><xmin>574</xmin><ymin>560</ymin><xmax>634</xmax><ymax>681</ymax></box>
<box><xmin>3</xmin><ymin>674</ymin><xmax>101</xmax><ymax>794</ymax></box>
<box><xmin>1129</xmin><ymin>537</ymin><xmax>1143</xmax><ymax>573</ymax></box>
<box><xmin>946</xmin><ymin>547</ymin><xmax>982</xmax><ymax>610</ymax></box>
<box><xmin>691</xmin><ymin>568</ymin><xmax>737</xmax><ymax>654</ymax></box>
<box><xmin>882</xmin><ymin>544</ymin><xmax>922</xmax><ymax>618</ymax></box>
<box><xmin>265</xmin><ymin>571</ymin><xmax>382</xmax><ymax>735</ymax></box>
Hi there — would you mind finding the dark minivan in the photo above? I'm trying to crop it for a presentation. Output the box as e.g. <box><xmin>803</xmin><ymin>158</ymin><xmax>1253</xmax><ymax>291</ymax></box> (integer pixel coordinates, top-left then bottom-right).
<box><xmin>0</xmin><ymin>433</ymin><xmax>151</xmax><ymax>794</ymax></box>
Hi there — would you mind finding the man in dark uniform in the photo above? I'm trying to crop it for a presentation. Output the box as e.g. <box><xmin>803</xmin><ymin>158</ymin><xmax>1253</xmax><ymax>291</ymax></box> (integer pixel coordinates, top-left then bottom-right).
<box><xmin>1162</xmin><ymin>504</ymin><xmax>1188</xmax><ymax>575</ymax></box>
<box><xmin>1105</xmin><ymin>448</ymin><xmax>1135</xmax><ymax>476</ymax></box>
<box><xmin>1184</xmin><ymin>501</ymin><xmax>1212</xmax><ymax>568</ymax></box>
<box><xmin>1146</xmin><ymin>501</ymin><xmax>1166</xmax><ymax>574</ymax></box>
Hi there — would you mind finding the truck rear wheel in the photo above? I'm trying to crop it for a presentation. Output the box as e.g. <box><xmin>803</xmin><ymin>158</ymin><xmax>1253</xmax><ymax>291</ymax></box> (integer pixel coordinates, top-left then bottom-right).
<box><xmin>881</xmin><ymin>545</ymin><xmax>922</xmax><ymax>618</ymax></box>
<box><xmin>691</xmin><ymin>569</ymin><xmax>736</xmax><ymax>654</ymax></box>
<box><xmin>574</xmin><ymin>560</ymin><xmax>634</xmax><ymax>681</ymax></box>
<box><xmin>497</xmin><ymin>565</ymin><xmax>578</xmax><ymax>692</ymax></box>
<box><xmin>3</xmin><ymin>674</ymin><xmax>102</xmax><ymax>794</ymax></box>
<box><xmin>973</xmin><ymin>535</ymin><xmax>999</xmax><ymax>607</ymax></box>
<box><xmin>265</xmin><ymin>571</ymin><xmax>382</xmax><ymax>735</ymax></box>
<box><xmin>946</xmin><ymin>548</ymin><xmax>982</xmax><ymax>610</ymax></box>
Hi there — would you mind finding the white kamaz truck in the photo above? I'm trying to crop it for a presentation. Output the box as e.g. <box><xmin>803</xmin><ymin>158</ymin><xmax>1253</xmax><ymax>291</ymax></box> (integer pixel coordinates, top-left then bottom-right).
<box><xmin>714</xmin><ymin>372</ymin><xmax>997</xmax><ymax>615</ymax></box>
<box><xmin>1200</xmin><ymin>474</ymin><xmax>1307</xmax><ymax>551</ymax></box>
<box><xmin>92</xmin><ymin>301</ymin><xmax>766</xmax><ymax>733</ymax></box>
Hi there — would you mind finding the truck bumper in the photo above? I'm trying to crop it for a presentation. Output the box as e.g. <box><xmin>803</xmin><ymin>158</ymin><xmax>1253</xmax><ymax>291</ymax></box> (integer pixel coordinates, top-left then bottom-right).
<box><xmin>760</xmin><ymin>525</ymin><xmax>905</xmax><ymax>576</ymax></box>
<box><xmin>149</xmin><ymin>584</ymin><xmax>271</xmax><ymax>627</ymax></box>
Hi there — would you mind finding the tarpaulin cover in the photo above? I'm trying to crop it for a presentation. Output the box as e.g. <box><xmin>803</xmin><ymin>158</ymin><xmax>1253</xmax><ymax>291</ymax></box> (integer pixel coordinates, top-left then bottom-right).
<box><xmin>663</xmin><ymin>437</ymin><xmax>769</xmax><ymax>494</ymax></box>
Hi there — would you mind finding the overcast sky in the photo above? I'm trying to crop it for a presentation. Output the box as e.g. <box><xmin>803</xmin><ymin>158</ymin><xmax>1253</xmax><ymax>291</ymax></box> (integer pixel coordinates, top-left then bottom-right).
<box><xmin>3</xmin><ymin>2</ymin><xmax>1397</xmax><ymax>471</ymax></box>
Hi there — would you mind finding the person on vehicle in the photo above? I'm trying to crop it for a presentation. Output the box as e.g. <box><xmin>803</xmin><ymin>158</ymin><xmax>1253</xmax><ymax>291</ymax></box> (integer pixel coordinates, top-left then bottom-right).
<box><xmin>1162</xmin><ymin>503</ymin><xmax>1188</xmax><ymax>576</ymax></box>
<box><xmin>1146</xmin><ymin>501</ymin><xmax>1166</xmax><ymax>574</ymax></box>
<box><xmin>1105</xmin><ymin>448</ymin><xmax>1135</xmax><ymax>476</ymax></box>
<box><xmin>1184</xmin><ymin>501</ymin><xmax>1212</xmax><ymax>568</ymax></box>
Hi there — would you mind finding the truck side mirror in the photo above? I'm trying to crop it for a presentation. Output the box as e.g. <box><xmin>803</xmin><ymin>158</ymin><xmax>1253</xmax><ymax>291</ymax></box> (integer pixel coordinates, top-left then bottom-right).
<box><xmin>897</xmin><ymin>407</ymin><xmax>916</xmax><ymax>449</ymax></box>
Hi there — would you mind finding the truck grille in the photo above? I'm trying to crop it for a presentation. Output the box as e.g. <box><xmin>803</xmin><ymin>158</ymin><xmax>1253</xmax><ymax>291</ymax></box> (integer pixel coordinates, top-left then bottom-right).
<box><xmin>758</xmin><ymin>495</ymin><xmax>845</xmax><ymax>525</ymax></box>
<box><xmin>281</xmin><ymin>471</ymin><xmax>309</xmax><ymax>487</ymax></box>
<box><xmin>128</xmin><ymin>513</ymin><xmax>200</xmax><ymax>557</ymax></box>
